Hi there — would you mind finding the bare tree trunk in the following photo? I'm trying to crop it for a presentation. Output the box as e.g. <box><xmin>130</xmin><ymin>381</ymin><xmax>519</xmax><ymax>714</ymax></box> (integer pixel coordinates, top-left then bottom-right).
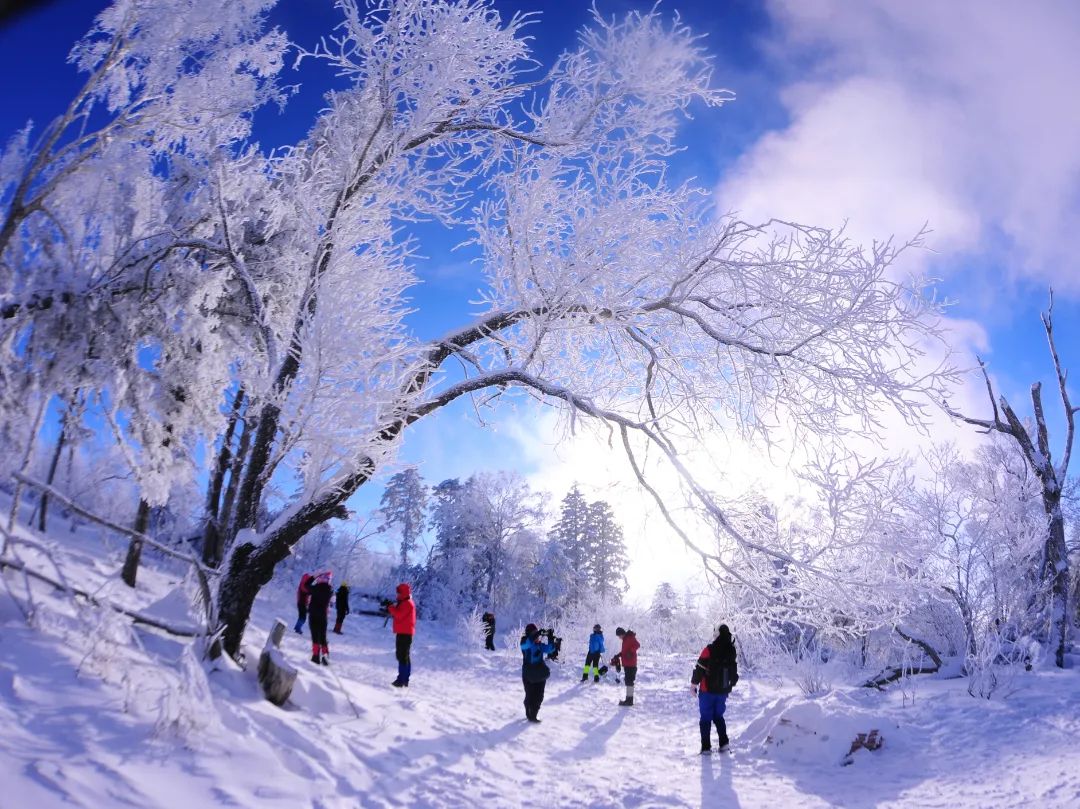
<box><xmin>7</xmin><ymin>395</ymin><xmax>48</xmax><ymax>536</ymax></box>
<box><xmin>202</xmin><ymin>388</ymin><xmax>245</xmax><ymax>567</ymax></box>
<box><xmin>1041</xmin><ymin>494</ymin><xmax>1070</xmax><ymax>668</ymax></box>
<box><xmin>219</xmin><ymin>407</ymin><xmax>253</xmax><ymax>549</ymax></box>
<box><xmin>217</xmin><ymin>481</ymin><xmax>355</xmax><ymax>660</ymax></box>
<box><xmin>37</xmin><ymin>422</ymin><xmax>67</xmax><ymax>534</ymax></box>
<box><xmin>121</xmin><ymin>499</ymin><xmax>151</xmax><ymax>588</ymax></box>
<box><xmin>943</xmin><ymin>585</ymin><xmax>978</xmax><ymax>659</ymax></box>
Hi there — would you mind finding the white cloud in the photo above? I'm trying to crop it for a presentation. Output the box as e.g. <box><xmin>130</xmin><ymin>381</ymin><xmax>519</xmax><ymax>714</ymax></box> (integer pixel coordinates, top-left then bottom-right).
<box><xmin>721</xmin><ymin>0</ymin><xmax>1080</xmax><ymax>292</ymax></box>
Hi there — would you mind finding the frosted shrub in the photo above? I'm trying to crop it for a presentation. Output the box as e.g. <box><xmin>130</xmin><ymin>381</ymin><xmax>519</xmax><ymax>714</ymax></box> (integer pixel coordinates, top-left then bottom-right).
<box><xmin>790</xmin><ymin>651</ymin><xmax>833</xmax><ymax>698</ymax></box>
<box><xmin>457</xmin><ymin>607</ymin><xmax>487</xmax><ymax>652</ymax></box>
<box><xmin>154</xmin><ymin>644</ymin><xmax>221</xmax><ymax>743</ymax></box>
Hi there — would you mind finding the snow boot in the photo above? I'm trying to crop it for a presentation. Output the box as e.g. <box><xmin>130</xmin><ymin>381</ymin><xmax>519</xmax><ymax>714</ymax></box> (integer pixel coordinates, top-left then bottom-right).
<box><xmin>714</xmin><ymin>719</ymin><xmax>729</xmax><ymax>749</ymax></box>
<box><xmin>321</xmin><ymin>654</ymin><xmax>330</xmax><ymax>666</ymax></box>
<box><xmin>594</xmin><ymin>674</ymin><xmax>600</xmax><ymax>683</ymax></box>
<box><xmin>391</xmin><ymin>680</ymin><xmax>407</xmax><ymax>688</ymax></box>
<box><xmin>581</xmin><ymin>673</ymin><xmax>589</xmax><ymax>682</ymax></box>
<box><xmin>311</xmin><ymin>654</ymin><xmax>321</xmax><ymax>664</ymax></box>
<box><xmin>618</xmin><ymin>696</ymin><xmax>634</xmax><ymax>706</ymax></box>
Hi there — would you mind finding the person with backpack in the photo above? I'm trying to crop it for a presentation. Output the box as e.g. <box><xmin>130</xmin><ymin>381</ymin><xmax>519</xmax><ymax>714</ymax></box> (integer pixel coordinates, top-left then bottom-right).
<box><xmin>294</xmin><ymin>572</ymin><xmax>313</xmax><ymax>633</ymax></box>
<box><xmin>520</xmin><ymin>623</ymin><xmax>557</xmax><ymax>722</ymax></box>
<box><xmin>612</xmin><ymin>627</ymin><xmax>640</xmax><ymax>706</ymax></box>
<box><xmin>482</xmin><ymin>612</ymin><xmax>496</xmax><ymax>650</ymax></box>
<box><xmin>307</xmin><ymin>571</ymin><xmax>334</xmax><ymax>665</ymax></box>
<box><xmin>691</xmin><ymin>624</ymin><xmax>739</xmax><ymax>753</ymax></box>
<box><xmin>582</xmin><ymin>624</ymin><xmax>606</xmax><ymax>683</ymax></box>
<box><xmin>385</xmin><ymin>582</ymin><xmax>416</xmax><ymax>687</ymax></box>
<box><xmin>332</xmin><ymin>581</ymin><xmax>351</xmax><ymax>634</ymax></box>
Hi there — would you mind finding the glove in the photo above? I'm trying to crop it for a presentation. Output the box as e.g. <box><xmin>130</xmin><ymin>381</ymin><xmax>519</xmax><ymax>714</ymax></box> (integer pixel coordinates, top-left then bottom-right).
<box><xmin>692</xmin><ymin>685</ymin><xmax>699</xmax><ymax>695</ymax></box>
<box><xmin>380</xmin><ymin>598</ymin><xmax>392</xmax><ymax>608</ymax></box>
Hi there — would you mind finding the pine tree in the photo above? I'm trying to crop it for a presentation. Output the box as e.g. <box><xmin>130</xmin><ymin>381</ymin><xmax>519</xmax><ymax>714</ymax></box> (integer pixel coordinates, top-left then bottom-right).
<box><xmin>650</xmin><ymin>582</ymin><xmax>679</xmax><ymax>620</ymax></box>
<box><xmin>379</xmin><ymin>469</ymin><xmax>428</xmax><ymax>569</ymax></box>
<box><xmin>548</xmin><ymin>486</ymin><xmax>593</xmax><ymax>603</ymax></box>
<box><xmin>586</xmin><ymin>499</ymin><xmax>629</xmax><ymax>603</ymax></box>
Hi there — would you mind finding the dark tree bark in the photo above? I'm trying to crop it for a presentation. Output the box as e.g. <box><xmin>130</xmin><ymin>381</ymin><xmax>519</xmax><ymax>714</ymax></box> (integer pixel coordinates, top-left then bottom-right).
<box><xmin>202</xmin><ymin>387</ymin><xmax>245</xmax><ymax>567</ymax></box>
<box><xmin>37</xmin><ymin>422</ymin><xmax>66</xmax><ymax>533</ymax></box>
<box><xmin>947</xmin><ymin>291</ymin><xmax>1076</xmax><ymax>668</ymax></box>
<box><xmin>120</xmin><ymin>499</ymin><xmax>151</xmax><ymax>588</ymax></box>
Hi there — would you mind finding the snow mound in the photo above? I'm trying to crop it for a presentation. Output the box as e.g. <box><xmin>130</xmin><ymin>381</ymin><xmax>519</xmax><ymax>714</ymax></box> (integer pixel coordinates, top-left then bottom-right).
<box><xmin>741</xmin><ymin>691</ymin><xmax>895</xmax><ymax>767</ymax></box>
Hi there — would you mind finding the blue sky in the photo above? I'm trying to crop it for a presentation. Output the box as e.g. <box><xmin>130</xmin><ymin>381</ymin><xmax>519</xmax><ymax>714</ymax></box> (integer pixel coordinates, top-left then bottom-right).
<box><xmin>3</xmin><ymin>1</ymin><xmax>1078</xmax><ymax>596</ymax></box>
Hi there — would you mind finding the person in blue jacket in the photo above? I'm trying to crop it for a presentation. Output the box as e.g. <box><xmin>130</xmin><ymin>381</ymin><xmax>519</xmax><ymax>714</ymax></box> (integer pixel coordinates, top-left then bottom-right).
<box><xmin>582</xmin><ymin>624</ymin><xmax>606</xmax><ymax>682</ymax></box>
<box><xmin>520</xmin><ymin>623</ymin><xmax>557</xmax><ymax>722</ymax></box>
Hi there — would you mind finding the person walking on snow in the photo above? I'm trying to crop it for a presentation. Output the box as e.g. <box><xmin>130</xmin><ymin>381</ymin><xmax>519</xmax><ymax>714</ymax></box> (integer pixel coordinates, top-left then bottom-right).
<box><xmin>482</xmin><ymin>612</ymin><xmax>496</xmax><ymax>651</ymax></box>
<box><xmin>611</xmin><ymin>627</ymin><xmax>640</xmax><ymax>706</ymax></box>
<box><xmin>691</xmin><ymin>624</ymin><xmax>739</xmax><ymax>753</ymax></box>
<box><xmin>582</xmin><ymin>624</ymin><xmax>606</xmax><ymax>682</ymax></box>
<box><xmin>333</xmin><ymin>581</ymin><xmax>351</xmax><ymax>634</ymax></box>
<box><xmin>520</xmin><ymin>623</ymin><xmax>557</xmax><ymax>722</ymax></box>
<box><xmin>307</xmin><ymin>572</ymin><xmax>334</xmax><ymax>665</ymax></box>
<box><xmin>294</xmin><ymin>571</ymin><xmax>313</xmax><ymax>633</ymax></box>
<box><xmin>386</xmin><ymin>582</ymin><xmax>416</xmax><ymax>687</ymax></box>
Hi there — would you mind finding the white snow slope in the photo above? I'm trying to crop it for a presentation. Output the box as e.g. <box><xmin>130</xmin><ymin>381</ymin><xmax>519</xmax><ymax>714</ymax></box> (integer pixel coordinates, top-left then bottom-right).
<box><xmin>2</xmin><ymin>527</ymin><xmax>1079</xmax><ymax>808</ymax></box>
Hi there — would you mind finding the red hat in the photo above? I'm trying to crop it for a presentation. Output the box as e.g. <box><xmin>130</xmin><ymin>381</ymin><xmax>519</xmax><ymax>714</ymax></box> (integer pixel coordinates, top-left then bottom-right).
<box><xmin>396</xmin><ymin>582</ymin><xmax>411</xmax><ymax>598</ymax></box>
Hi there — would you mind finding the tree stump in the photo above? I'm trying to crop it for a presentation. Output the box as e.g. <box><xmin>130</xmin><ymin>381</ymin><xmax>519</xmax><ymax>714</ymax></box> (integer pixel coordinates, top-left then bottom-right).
<box><xmin>257</xmin><ymin>619</ymin><xmax>297</xmax><ymax>707</ymax></box>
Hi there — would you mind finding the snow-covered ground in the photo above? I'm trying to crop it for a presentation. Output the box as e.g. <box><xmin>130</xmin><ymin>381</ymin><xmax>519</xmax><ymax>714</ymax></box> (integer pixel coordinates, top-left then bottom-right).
<box><xmin>2</xmin><ymin>524</ymin><xmax>1080</xmax><ymax>808</ymax></box>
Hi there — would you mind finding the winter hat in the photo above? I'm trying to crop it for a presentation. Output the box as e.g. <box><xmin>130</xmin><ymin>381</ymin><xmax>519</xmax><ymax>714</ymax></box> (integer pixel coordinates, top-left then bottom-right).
<box><xmin>715</xmin><ymin>624</ymin><xmax>731</xmax><ymax>642</ymax></box>
<box><xmin>525</xmin><ymin>623</ymin><xmax>538</xmax><ymax>636</ymax></box>
<box><xmin>396</xmin><ymin>582</ymin><xmax>411</xmax><ymax>598</ymax></box>
<box><xmin>615</xmin><ymin>627</ymin><xmax>625</xmax><ymax>637</ymax></box>
<box><xmin>315</xmin><ymin>571</ymin><xmax>332</xmax><ymax>585</ymax></box>
<box><xmin>593</xmin><ymin>624</ymin><xmax>602</xmax><ymax>633</ymax></box>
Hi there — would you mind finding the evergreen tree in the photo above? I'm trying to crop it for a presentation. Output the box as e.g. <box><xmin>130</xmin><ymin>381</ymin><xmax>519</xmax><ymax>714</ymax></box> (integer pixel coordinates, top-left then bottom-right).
<box><xmin>586</xmin><ymin>499</ymin><xmax>630</xmax><ymax>603</ymax></box>
<box><xmin>548</xmin><ymin>486</ymin><xmax>593</xmax><ymax>603</ymax></box>
<box><xmin>650</xmin><ymin>581</ymin><xmax>679</xmax><ymax>621</ymax></box>
<box><xmin>378</xmin><ymin>469</ymin><xmax>428</xmax><ymax>569</ymax></box>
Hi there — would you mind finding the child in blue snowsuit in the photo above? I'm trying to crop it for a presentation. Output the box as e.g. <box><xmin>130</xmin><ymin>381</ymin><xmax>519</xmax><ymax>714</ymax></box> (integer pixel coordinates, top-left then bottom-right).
<box><xmin>582</xmin><ymin>624</ymin><xmax>606</xmax><ymax>682</ymax></box>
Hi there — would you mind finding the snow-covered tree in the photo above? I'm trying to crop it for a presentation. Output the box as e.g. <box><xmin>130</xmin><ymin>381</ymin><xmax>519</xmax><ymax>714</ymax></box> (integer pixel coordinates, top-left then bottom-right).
<box><xmin>378</xmin><ymin>469</ymin><xmax>428</xmax><ymax>570</ymax></box>
<box><xmin>946</xmin><ymin>292</ymin><xmax>1076</xmax><ymax>667</ymax></box>
<box><xmin>547</xmin><ymin>486</ymin><xmax>593</xmax><ymax>604</ymax></box>
<box><xmin>422</xmin><ymin>471</ymin><xmax>544</xmax><ymax>618</ymax></box>
<box><xmin>585</xmin><ymin>499</ymin><xmax>629</xmax><ymax>603</ymax></box>
<box><xmin>650</xmin><ymin>582</ymin><xmax>679</xmax><ymax>621</ymax></box>
<box><xmin>2</xmin><ymin>1</ymin><xmax>959</xmax><ymax>659</ymax></box>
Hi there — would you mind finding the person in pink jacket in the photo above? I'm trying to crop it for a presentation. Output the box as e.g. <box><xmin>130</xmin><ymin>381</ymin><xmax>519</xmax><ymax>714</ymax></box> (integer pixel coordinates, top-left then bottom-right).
<box><xmin>385</xmin><ymin>582</ymin><xmax>416</xmax><ymax>687</ymax></box>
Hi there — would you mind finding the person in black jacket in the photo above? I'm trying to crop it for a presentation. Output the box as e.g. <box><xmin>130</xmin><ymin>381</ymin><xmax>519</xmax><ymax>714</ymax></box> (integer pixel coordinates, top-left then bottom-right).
<box><xmin>333</xmin><ymin>582</ymin><xmax>351</xmax><ymax>634</ymax></box>
<box><xmin>520</xmin><ymin>623</ymin><xmax>557</xmax><ymax>722</ymax></box>
<box><xmin>482</xmin><ymin>612</ymin><xmax>496</xmax><ymax>650</ymax></box>
<box><xmin>690</xmin><ymin>624</ymin><xmax>738</xmax><ymax>753</ymax></box>
<box><xmin>308</xmin><ymin>572</ymin><xmax>334</xmax><ymax>665</ymax></box>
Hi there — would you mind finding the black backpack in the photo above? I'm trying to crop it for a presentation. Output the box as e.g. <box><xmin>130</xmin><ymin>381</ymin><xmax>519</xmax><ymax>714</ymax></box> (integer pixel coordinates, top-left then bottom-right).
<box><xmin>705</xmin><ymin>640</ymin><xmax>738</xmax><ymax>693</ymax></box>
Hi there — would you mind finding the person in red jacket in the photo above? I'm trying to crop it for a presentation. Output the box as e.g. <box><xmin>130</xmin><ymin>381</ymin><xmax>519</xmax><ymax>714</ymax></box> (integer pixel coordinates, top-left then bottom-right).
<box><xmin>385</xmin><ymin>582</ymin><xmax>416</xmax><ymax>687</ymax></box>
<box><xmin>294</xmin><ymin>572</ymin><xmax>313</xmax><ymax>633</ymax></box>
<box><xmin>612</xmin><ymin>627</ymin><xmax>640</xmax><ymax>706</ymax></box>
